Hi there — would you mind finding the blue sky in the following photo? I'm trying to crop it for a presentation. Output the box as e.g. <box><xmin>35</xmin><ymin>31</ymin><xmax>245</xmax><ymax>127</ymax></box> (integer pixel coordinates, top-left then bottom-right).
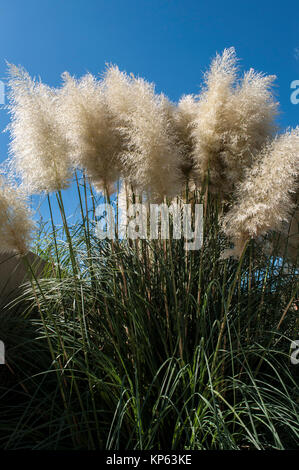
<box><xmin>0</xmin><ymin>0</ymin><xmax>298</xmax><ymax>221</ymax></box>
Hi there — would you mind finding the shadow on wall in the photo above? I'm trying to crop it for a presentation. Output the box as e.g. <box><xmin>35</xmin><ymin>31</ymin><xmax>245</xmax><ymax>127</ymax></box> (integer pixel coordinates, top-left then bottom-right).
<box><xmin>0</xmin><ymin>252</ymin><xmax>46</xmax><ymax>312</ymax></box>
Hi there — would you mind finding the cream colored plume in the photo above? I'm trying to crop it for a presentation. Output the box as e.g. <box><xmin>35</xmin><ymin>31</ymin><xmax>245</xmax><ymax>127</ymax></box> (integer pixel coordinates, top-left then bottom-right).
<box><xmin>171</xmin><ymin>94</ymin><xmax>198</xmax><ymax>182</ymax></box>
<box><xmin>190</xmin><ymin>48</ymin><xmax>277</xmax><ymax>196</ymax></box>
<box><xmin>60</xmin><ymin>72</ymin><xmax>123</xmax><ymax>194</ymax></box>
<box><xmin>219</xmin><ymin>69</ymin><xmax>278</xmax><ymax>194</ymax></box>
<box><xmin>0</xmin><ymin>175</ymin><xmax>34</xmax><ymax>255</ymax></box>
<box><xmin>222</xmin><ymin>128</ymin><xmax>299</xmax><ymax>257</ymax></box>
<box><xmin>103</xmin><ymin>66</ymin><xmax>183</xmax><ymax>202</ymax></box>
<box><xmin>7</xmin><ymin>64</ymin><xmax>71</xmax><ymax>194</ymax></box>
<box><xmin>191</xmin><ymin>47</ymin><xmax>238</xmax><ymax>193</ymax></box>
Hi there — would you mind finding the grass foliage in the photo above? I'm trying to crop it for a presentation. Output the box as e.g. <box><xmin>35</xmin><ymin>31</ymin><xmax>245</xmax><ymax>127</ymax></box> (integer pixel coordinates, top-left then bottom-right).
<box><xmin>0</xmin><ymin>179</ymin><xmax>298</xmax><ymax>450</ymax></box>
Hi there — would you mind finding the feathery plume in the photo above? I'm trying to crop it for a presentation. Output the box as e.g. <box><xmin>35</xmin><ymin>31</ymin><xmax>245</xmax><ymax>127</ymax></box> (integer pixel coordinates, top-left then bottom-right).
<box><xmin>171</xmin><ymin>94</ymin><xmax>198</xmax><ymax>182</ymax></box>
<box><xmin>220</xmin><ymin>69</ymin><xmax>278</xmax><ymax>192</ymax></box>
<box><xmin>191</xmin><ymin>47</ymin><xmax>238</xmax><ymax>194</ymax></box>
<box><xmin>0</xmin><ymin>175</ymin><xmax>34</xmax><ymax>255</ymax></box>
<box><xmin>7</xmin><ymin>64</ymin><xmax>71</xmax><ymax>193</ymax></box>
<box><xmin>190</xmin><ymin>48</ymin><xmax>278</xmax><ymax>196</ymax></box>
<box><xmin>103</xmin><ymin>66</ymin><xmax>183</xmax><ymax>202</ymax></box>
<box><xmin>60</xmin><ymin>72</ymin><xmax>123</xmax><ymax>194</ymax></box>
<box><xmin>222</xmin><ymin>128</ymin><xmax>299</xmax><ymax>257</ymax></box>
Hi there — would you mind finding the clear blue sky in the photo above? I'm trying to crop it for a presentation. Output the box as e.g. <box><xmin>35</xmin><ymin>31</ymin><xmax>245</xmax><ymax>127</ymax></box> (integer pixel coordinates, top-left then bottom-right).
<box><xmin>0</xmin><ymin>0</ymin><xmax>298</xmax><ymax>222</ymax></box>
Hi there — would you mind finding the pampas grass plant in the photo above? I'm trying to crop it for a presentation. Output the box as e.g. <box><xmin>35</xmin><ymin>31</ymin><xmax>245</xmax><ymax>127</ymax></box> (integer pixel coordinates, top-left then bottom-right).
<box><xmin>0</xmin><ymin>49</ymin><xmax>298</xmax><ymax>450</ymax></box>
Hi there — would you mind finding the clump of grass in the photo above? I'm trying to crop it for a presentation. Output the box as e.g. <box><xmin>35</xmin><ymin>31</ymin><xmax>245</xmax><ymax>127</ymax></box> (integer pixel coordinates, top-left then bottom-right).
<box><xmin>0</xmin><ymin>48</ymin><xmax>298</xmax><ymax>450</ymax></box>
<box><xmin>0</xmin><ymin>180</ymin><xmax>298</xmax><ymax>450</ymax></box>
